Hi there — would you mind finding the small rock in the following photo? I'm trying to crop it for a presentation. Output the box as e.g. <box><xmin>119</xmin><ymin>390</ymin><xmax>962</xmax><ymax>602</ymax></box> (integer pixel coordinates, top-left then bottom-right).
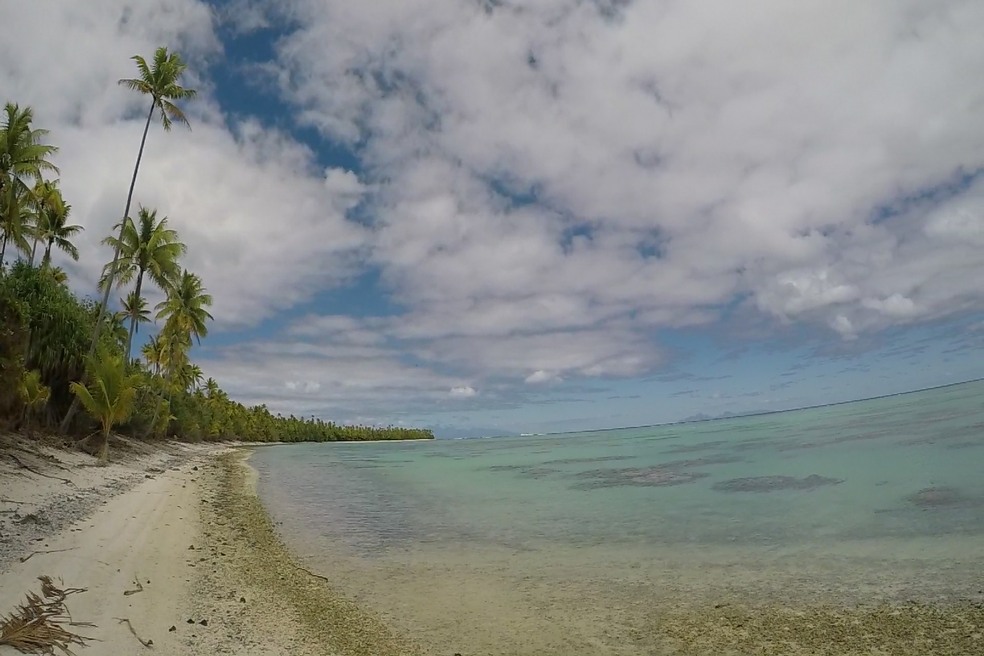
<box><xmin>239</xmin><ymin>597</ymin><xmax>246</xmax><ymax>603</ymax></box>
<box><xmin>199</xmin><ymin>619</ymin><xmax>208</xmax><ymax>626</ymax></box>
<box><xmin>188</xmin><ymin>544</ymin><xmax>195</xmax><ymax>550</ymax></box>
<box><xmin>169</xmin><ymin>625</ymin><xmax>176</xmax><ymax>632</ymax></box>
<box><xmin>187</xmin><ymin>619</ymin><xmax>195</xmax><ymax>624</ymax></box>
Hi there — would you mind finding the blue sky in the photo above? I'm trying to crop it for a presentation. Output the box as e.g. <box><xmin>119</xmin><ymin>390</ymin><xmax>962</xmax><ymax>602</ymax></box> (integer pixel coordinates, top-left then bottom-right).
<box><xmin>3</xmin><ymin>1</ymin><xmax>984</xmax><ymax>437</ymax></box>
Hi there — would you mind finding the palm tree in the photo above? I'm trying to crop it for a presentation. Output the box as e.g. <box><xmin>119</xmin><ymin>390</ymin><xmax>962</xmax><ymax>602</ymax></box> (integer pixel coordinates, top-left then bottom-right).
<box><xmin>141</xmin><ymin>333</ymin><xmax>164</xmax><ymax>375</ymax></box>
<box><xmin>18</xmin><ymin>369</ymin><xmax>50</xmax><ymax>433</ymax></box>
<box><xmin>177</xmin><ymin>362</ymin><xmax>204</xmax><ymax>392</ymax></box>
<box><xmin>120</xmin><ymin>290</ymin><xmax>151</xmax><ymax>344</ymax></box>
<box><xmin>0</xmin><ymin>104</ymin><xmax>58</xmax><ymax>267</ymax></box>
<box><xmin>28</xmin><ymin>180</ymin><xmax>57</xmax><ymax>264</ymax></box>
<box><xmin>0</xmin><ymin>182</ymin><xmax>33</xmax><ymax>264</ymax></box>
<box><xmin>102</xmin><ymin>206</ymin><xmax>185</xmax><ymax>361</ymax></box>
<box><xmin>155</xmin><ymin>269</ymin><xmax>213</xmax><ymax>342</ymax></box>
<box><xmin>144</xmin><ymin>326</ymin><xmax>191</xmax><ymax>437</ymax></box>
<box><xmin>69</xmin><ymin>350</ymin><xmax>140</xmax><ymax>463</ymax></box>
<box><xmin>32</xmin><ymin>182</ymin><xmax>82</xmax><ymax>267</ymax></box>
<box><xmin>64</xmin><ymin>47</ymin><xmax>195</xmax><ymax>432</ymax></box>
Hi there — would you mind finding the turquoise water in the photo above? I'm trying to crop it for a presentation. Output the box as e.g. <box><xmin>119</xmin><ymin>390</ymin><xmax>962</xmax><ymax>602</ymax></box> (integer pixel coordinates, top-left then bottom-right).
<box><xmin>251</xmin><ymin>381</ymin><xmax>984</xmax><ymax>654</ymax></box>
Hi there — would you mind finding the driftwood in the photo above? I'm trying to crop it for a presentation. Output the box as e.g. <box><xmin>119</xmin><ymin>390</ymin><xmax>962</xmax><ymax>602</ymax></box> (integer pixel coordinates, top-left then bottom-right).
<box><xmin>115</xmin><ymin>618</ymin><xmax>153</xmax><ymax>649</ymax></box>
<box><xmin>123</xmin><ymin>576</ymin><xmax>144</xmax><ymax>596</ymax></box>
<box><xmin>292</xmin><ymin>562</ymin><xmax>331</xmax><ymax>584</ymax></box>
<box><xmin>0</xmin><ymin>576</ymin><xmax>93</xmax><ymax>654</ymax></box>
<box><xmin>19</xmin><ymin>548</ymin><xmax>76</xmax><ymax>563</ymax></box>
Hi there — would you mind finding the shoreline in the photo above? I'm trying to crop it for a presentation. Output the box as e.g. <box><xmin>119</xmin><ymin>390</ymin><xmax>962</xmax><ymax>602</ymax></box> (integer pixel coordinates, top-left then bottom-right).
<box><xmin>4</xmin><ymin>436</ymin><xmax>983</xmax><ymax>655</ymax></box>
<box><xmin>0</xmin><ymin>436</ymin><xmax>418</xmax><ymax>656</ymax></box>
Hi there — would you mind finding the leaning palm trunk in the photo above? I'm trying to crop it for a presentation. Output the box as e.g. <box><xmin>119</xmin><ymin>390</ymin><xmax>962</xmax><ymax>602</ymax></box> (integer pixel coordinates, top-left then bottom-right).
<box><xmin>125</xmin><ymin>275</ymin><xmax>143</xmax><ymax>363</ymax></box>
<box><xmin>60</xmin><ymin>102</ymin><xmax>154</xmax><ymax>433</ymax></box>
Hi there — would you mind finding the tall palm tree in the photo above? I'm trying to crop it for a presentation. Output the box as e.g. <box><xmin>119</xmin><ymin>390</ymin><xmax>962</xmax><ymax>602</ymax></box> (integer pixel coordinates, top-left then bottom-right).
<box><xmin>144</xmin><ymin>326</ymin><xmax>191</xmax><ymax>437</ymax></box>
<box><xmin>32</xmin><ymin>182</ymin><xmax>82</xmax><ymax>267</ymax></box>
<box><xmin>28</xmin><ymin>179</ymin><xmax>57</xmax><ymax>264</ymax></box>
<box><xmin>0</xmin><ymin>182</ymin><xmax>33</xmax><ymax>264</ymax></box>
<box><xmin>155</xmin><ymin>269</ymin><xmax>213</xmax><ymax>343</ymax></box>
<box><xmin>0</xmin><ymin>104</ymin><xmax>58</xmax><ymax>202</ymax></box>
<box><xmin>120</xmin><ymin>290</ymin><xmax>151</xmax><ymax>344</ymax></box>
<box><xmin>65</xmin><ymin>47</ymin><xmax>195</xmax><ymax>432</ymax></box>
<box><xmin>0</xmin><ymin>104</ymin><xmax>58</xmax><ymax>268</ymax></box>
<box><xmin>102</xmin><ymin>206</ymin><xmax>185</xmax><ymax>361</ymax></box>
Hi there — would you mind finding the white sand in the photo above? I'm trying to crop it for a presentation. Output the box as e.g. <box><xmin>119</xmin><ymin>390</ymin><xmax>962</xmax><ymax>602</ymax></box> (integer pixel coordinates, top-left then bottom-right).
<box><xmin>0</xmin><ymin>435</ymin><xmax>299</xmax><ymax>656</ymax></box>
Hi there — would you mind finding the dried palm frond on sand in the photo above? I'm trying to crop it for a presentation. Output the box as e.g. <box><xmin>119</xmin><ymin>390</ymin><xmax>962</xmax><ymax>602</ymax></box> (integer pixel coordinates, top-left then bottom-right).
<box><xmin>0</xmin><ymin>576</ymin><xmax>93</xmax><ymax>654</ymax></box>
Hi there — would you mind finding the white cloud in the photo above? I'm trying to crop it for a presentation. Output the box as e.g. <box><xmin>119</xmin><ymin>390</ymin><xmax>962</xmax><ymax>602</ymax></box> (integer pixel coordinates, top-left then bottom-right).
<box><xmin>5</xmin><ymin>1</ymin><xmax>984</xmax><ymax>424</ymax></box>
<box><xmin>266</xmin><ymin>0</ymin><xmax>984</xmax><ymax>348</ymax></box>
<box><xmin>1</xmin><ymin>1</ymin><xmax>368</xmax><ymax>327</ymax></box>
<box><xmin>525</xmin><ymin>370</ymin><xmax>562</xmax><ymax>385</ymax></box>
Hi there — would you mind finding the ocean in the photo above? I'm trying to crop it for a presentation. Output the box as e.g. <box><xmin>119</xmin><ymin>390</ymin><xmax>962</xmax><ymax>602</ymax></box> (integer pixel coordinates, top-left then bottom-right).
<box><xmin>250</xmin><ymin>380</ymin><xmax>984</xmax><ymax>655</ymax></box>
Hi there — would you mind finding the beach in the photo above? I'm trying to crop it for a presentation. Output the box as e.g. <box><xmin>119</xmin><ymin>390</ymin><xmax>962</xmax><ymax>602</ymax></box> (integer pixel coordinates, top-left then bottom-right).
<box><xmin>0</xmin><ymin>434</ymin><xmax>420</xmax><ymax>656</ymax></box>
<box><xmin>0</xmin><ymin>436</ymin><xmax>303</xmax><ymax>655</ymax></box>
<box><xmin>3</xmin><ymin>431</ymin><xmax>983</xmax><ymax>656</ymax></box>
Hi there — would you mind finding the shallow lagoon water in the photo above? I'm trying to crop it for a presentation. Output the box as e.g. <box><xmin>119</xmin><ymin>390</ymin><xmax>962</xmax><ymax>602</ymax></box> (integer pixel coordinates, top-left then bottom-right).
<box><xmin>252</xmin><ymin>381</ymin><xmax>984</xmax><ymax>654</ymax></box>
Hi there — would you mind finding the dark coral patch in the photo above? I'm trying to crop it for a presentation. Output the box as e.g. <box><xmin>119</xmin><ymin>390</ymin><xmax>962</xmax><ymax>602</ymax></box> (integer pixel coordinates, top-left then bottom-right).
<box><xmin>905</xmin><ymin>486</ymin><xmax>969</xmax><ymax>508</ymax></box>
<box><xmin>661</xmin><ymin>455</ymin><xmax>741</xmax><ymax>469</ymax></box>
<box><xmin>572</xmin><ymin>467</ymin><xmax>710</xmax><ymax>489</ymax></box>
<box><xmin>662</xmin><ymin>440</ymin><xmax>729</xmax><ymax>454</ymax></box>
<box><xmin>542</xmin><ymin>455</ymin><xmax>635</xmax><ymax>465</ymax></box>
<box><xmin>485</xmin><ymin>464</ymin><xmax>560</xmax><ymax>479</ymax></box>
<box><xmin>712</xmin><ymin>474</ymin><xmax>843</xmax><ymax>493</ymax></box>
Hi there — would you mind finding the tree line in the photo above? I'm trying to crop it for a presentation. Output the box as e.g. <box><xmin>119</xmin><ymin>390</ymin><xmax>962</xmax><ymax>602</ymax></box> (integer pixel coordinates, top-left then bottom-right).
<box><xmin>0</xmin><ymin>47</ymin><xmax>434</xmax><ymax>460</ymax></box>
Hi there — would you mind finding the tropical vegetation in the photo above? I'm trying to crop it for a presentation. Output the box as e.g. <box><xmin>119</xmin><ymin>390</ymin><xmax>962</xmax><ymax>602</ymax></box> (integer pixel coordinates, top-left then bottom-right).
<box><xmin>0</xmin><ymin>47</ymin><xmax>433</xmax><ymax>458</ymax></box>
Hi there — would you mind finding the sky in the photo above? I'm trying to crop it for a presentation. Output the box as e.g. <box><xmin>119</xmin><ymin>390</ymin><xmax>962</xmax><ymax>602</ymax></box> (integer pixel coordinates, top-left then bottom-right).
<box><xmin>2</xmin><ymin>0</ymin><xmax>983</xmax><ymax>437</ymax></box>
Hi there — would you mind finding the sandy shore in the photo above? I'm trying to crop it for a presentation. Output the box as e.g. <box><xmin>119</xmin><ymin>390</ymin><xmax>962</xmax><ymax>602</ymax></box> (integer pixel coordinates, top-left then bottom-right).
<box><xmin>0</xmin><ymin>434</ymin><xmax>248</xmax><ymax>655</ymax></box>
<box><xmin>0</xmin><ymin>434</ymin><xmax>418</xmax><ymax>656</ymax></box>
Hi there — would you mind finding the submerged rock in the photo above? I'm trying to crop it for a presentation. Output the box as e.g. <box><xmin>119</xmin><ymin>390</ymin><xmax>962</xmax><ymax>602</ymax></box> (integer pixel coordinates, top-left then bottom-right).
<box><xmin>712</xmin><ymin>474</ymin><xmax>843</xmax><ymax>493</ymax></box>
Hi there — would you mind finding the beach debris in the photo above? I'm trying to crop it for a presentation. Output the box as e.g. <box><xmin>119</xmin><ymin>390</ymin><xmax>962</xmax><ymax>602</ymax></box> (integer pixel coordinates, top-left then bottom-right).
<box><xmin>123</xmin><ymin>576</ymin><xmax>144</xmax><ymax>596</ymax></box>
<box><xmin>712</xmin><ymin>474</ymin><xmax>844</xmax><ymax>493</ymax></box>
<box><xmin>0</xmin><ymin>576</ymin><xmax>92</xmax><ymax>655</ymax></box>
<box><xmin>18</xmin><ymin>548</ymin><xmax>76</xmax><ymax>563</ymax></box>
<box><xmin>115</xmin><ymin>618</ymin><xmax>153</xmax><ymax>648</ymax></box>
<box><xmin>12</xmin><ymin>513</ymin><xmax>48</xmax><ymax>526</ymax></box>
<box><xmin>292</xmin><ymin>562</ymin><xmax>332</xmax><ymax>584</ymax></box>
<box><xmin>4</xmin><ymin>454</ymin><xmax>75</xmax><ymax>486</ymax></box>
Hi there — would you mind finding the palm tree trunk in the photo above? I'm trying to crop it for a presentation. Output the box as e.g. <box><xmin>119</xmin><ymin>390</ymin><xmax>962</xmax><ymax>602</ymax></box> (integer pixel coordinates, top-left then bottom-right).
<box><xmin>29</xmin><ymin>237</ymin><xmax>39</xmax><ymax>266</ymax></box>
<box><xmin>99</xmin><ymin>426</ymin><xmax>110</xmax><ymax>464</ymax></box>
<box><xmin>42</xmin><ymin>238</ymin><xmax>53</xmax><ymax>268</ymax></box>
<box><xmin>0</xmin><ymin>233</ymin><xmax>7</xmax><ymax>267</ymax></box>
<box><xmin>61</xmin><ymin>99</ymin><xmax>156</xmax><ymax>434</ymax></box>
<box><xmin>125</xmin><ymin>274</ymin><xmax>143</xmax><ymax>363</ymax></box>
